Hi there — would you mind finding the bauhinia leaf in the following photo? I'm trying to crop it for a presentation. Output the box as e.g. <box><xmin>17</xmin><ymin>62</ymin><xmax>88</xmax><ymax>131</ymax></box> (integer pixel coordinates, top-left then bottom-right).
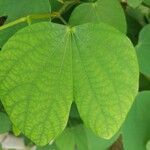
<box><xmin>136</xmin><ymin>24</ymin><xmax>150</xmax><ymax>77</ymax></box>
<box><xmin>0</xmin><ymin>22</ymin><xmax>139</xmax><ymax>145</ymax></box>
<box><xmin>69</xmin><ymin>0</ymin><xmax>127</xmax><ymax>33</ymax></box>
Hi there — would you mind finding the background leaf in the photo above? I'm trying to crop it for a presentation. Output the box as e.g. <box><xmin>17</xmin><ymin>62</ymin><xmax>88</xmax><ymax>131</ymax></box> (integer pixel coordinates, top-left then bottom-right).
<box><xmin>136</xmin><ymin>24</ymin><xmax>150</xmax><ymax>77</ymax></box>
<box><xmin>127</xmin><ymin>0</ymin><xmax>142</xmax><ymax>8</ymax></box>
<box><xmin>0</xmin><ymin>0</ymin><xmax>51</xmax><ymax>48</ymax></box>
<box><xmin>69</xmin><ymin>0</ymin><xmax>127</xmax><ymax>33</ymax></box>
<box><xmin>0</xmin><ymin>112</ymin><xmax>11</xmax><ymax>133</ymax></box>
<box><xmin>122</xmin><ymin>91</ymin><xmax>150</xmax><ymax>150</ymax></box>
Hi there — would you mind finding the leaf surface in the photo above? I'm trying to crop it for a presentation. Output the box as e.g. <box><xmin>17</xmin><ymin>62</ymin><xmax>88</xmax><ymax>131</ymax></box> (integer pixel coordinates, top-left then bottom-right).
<box><xmin>0</xmin><ymin>22</ymin><xmax>139</xmax><ymax>145</ymax></box>
<box><xmin>0</xmin><ymin>112</ymin><xmax>11</xmax><ymax>133</ymax></box>
<box><xmin>73</xmin><ymin>23</ymin><xmax>139</xmax><ymax>139</ymax></box>
<box><xmin>136</xmin><ymin>24</ymin><xmax>150</xmax><ymax>77</ymax></box>
<box><xmin>128</xmin><ymin>0</ymin><xmax>142</xmax><ymax>8</ymax></box>
<box><xmin>69</xmin><ymin>0</ymin><xmax>127</xmax><ymax>33</ymax></box>
<box><xmin>122</xmin><ymin>91</ymin><xmax>150</xmax><ymax>150</ymax></box>
<box><xmin>0</xmin><ymin>0</ymin><xmax>51</xmax><ymax>48</ymax></box>
<box><xmin>0</xmin><ymin>22</ymin><xmax>73</xmax><ymax>145</ymax></box>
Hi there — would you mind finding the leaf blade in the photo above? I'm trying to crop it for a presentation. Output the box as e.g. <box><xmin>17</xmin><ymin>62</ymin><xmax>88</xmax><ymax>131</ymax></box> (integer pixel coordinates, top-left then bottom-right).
<box><xmin>72</xmin><ymin>23</ymin><xmax>139</xmax><ymax>139</ymax></box>
<box><xmin>0</xmin><ymin>22</ymin><xmax>73</xmax><ymax>146</ymax></box>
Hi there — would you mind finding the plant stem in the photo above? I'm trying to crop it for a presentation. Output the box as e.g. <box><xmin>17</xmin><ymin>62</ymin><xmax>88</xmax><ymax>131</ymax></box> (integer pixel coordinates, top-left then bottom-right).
<box><xmin>0</xmin><ymin>12</ymin><xmax>60</xmax><ymax>31</ymax></box>
<box><xmin>0</xmin><ymin>0</ymin><xmax>79</xmax><ymax>31</ymax></box>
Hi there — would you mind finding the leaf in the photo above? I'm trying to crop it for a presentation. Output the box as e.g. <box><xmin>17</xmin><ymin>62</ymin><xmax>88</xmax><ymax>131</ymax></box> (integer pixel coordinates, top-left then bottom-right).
<box><xmin>0</xmin><ymin>0</ymin><xmax>51</xmax><ymax>48</ymax></box>
<box><xmin>50</xmin><ymin>0</ymin><xmax>62</xmax><ymax>11</ymax></box>
<box><xmin>12</xmin><ymin>125</ymin><xmax>21</xmax><ymax>136</ymax></box>
<box><xmin>56</xmin><ymin>128</ymin><xmax>75</xmax><ymax>150</ymax></box>
<box><xmin>122</xmin><ymin>91</ymin><xmax>150</xmax><ymax>150</ymax></box>
<box><xmin>146</xmin><ymin>141</ymin><xmax>150</xmax><ymax>150</ymax></box>
<box><xmin>37</xmin><ymin>144</ymin><xmax>59</xmax><ymax>150</ymax></box>
<box><xmin>56</xmin><ymin>125</ymin><xmax>89</xmax><ymax>150</ymax></box>
<box><xmin>0</xmin><ymin>0</ymin><xmax>51</xmax><ymax>21</ymax></box>
<box><xmin>0</xmin><ymin>22</ymin><xmax>73</xmax><ymax>146</ymax></box>
<box><xmin>72</xmin><ymin>23</ymin><xmax>139</xmax><ymax>139</ymax></box>
<box><xmin>0</xmin><ymin>22</ymin><xmax>139</xmax><ymax>145</ymax></box>
<box><xmin>69</xmin><ymin>0</ymin><xmax>127</xmax><ymax>33</ymax></box>
<box><xmin>85</xmin><ymin>128</ymin><xmax>119</xmax><ymax>150</ymax></box>
<box><xmin>127</xmin><ymin>0</ymin><xmax>142</xmax><ymax>8</ymax></box>
<box><xmin>136</xmin><ymin>24</ymin><xmax>150</xmax><ymax>77</ymax></box>
<box><xmin>0</xmin><ymin>112</ymin><xmax>11</xmax><ymax>133</ymax></box>
<box><xmin>143</xmin><ymin>0</ymin><xmax>150</xmax><ymax>6</ymax></box>
<box><xmin>56</xmin><ymin>125</ymin><xmax>120</xmax><ymax>150</ymax></box>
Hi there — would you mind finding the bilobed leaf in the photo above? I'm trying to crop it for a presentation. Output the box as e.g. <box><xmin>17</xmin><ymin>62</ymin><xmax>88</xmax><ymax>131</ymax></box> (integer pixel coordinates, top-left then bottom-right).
<box><xmin>0</xmin><ymin>112</ymin><xmax>11</xmax><ymax>133</ymax></box>
<box><xmin>122</xmin><ymin>91</ymin><xmax>150</xmax><ymax>150</ymax></box>
<box><xmin>128</xmin><ymin>0</ymin><xmax>142</xmax><ymax>8</ymax></box>
<box><xmin>0</xmin><ymin>22</ymin><xmax>139</xmax><ymax>145</ymax></box>
<box><xmin>69</xmin><ymin>0</ymin><xmax>127</xmax><ymax>33</ymax></box>
<box><xmin>0</xmin><ymin>0</ymin><xmax>51</xmax><ymax>48</ymax></box>
<box><xmin>136</xmin><ymin>24</ymin><xmax>150</xmax><ymax>77</ymax></box>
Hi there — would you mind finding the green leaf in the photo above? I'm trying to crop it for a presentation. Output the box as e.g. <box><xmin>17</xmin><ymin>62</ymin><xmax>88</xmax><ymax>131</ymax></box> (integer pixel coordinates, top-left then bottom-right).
<box><xmin>72</xmin><ymin>23</ymin><xmax>139</xmax><ymax>139</ymax></box>
<box><xmin>0</xmin><ymin>22</ymin><xmax>139</xmax><ymax>145</ymax></box>
<box><xmin>128</xmin><ymin>0</ymin><xmax>142</xmax><ymax>8</ymax></box>
<box><xmin>50</xmin><ymin>0</ymin><xmax>62</xmax><ymax>11</ymax></box>
<box><xmin>12</xmin><ymin>125</ymin><xmax>21</xmax><ymax>136</ymax></box>
<box><xmin>56</xmin><ymin>128</ymin><xmax>75</xmax><ymax>150</ymax></box>
<box><xmin>0</xmin><ymin>0</ymin><xmax>51</xmax><ymax>48</ymax></box>
<box><xmin>69</xmin><ymin>0</ymin><xmax>127</xmax><ymax>33</ymax></box>
<box><xmin>85</xmin><ymin>128</ymin><xmax>119</xmax><ymax>150</ymax></box>
<box><xmin>143</xmin><ymin>0</ymin><xmax>150</xmax><ymax>6</ymax></box>
<box><xmin>0</xmin><ymin>112</ymin><xmax>11</xmax><ymax>133</ymax></box>
<box><xmin>136</xmin><ymin>24</ymin><xmax>150</xmax><ymax>77</ymax></box>
<box><xmin>37</xmin><ymin>144</ymin><xmax>59</xmax><ymax>150</ymax></box>
<box><xmin>56</xmin><ymin>125</ymin><xmax>88</xmax><ymax>150</ymax></box>
<box><xmin>56</xmin><ymin>125</ymin><xmax>120</xmax><ymax>150</ymax></box>
<box><xmin>122</xmin><ymin>91</ymin><xmax>150</xmax><ymax>150</ymax></box>
<box><xmin>0</xmin><ymin>0</ymin><xmax>51</xmax><ymax>21</ymax></box>
<box><xmin>0</xmin><ymin>22</ymin><xmax>73</xmax><ymax>146</ymax></box>
<box><xmin>146</xmin><ymin>140</ymin><xmax>150</xmax><ymax>150</ymax></box>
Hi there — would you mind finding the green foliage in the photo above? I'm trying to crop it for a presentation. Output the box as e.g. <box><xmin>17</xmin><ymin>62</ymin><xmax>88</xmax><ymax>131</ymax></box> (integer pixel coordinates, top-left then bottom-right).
<box><xmin>0</xmin><ymin>0</ymin><xmax>149</xmax><ymax>149</ymax></box>
<box><xmin>0</xmin><ymin>21</ymin><xmax>139</xmax><ymax>145</ymax></box>
<box><xmin>0</xmin><ymin>0</ymin><xmax>50</xmax><ymax>21</ymax></box>
<box><xmin>0</xmin><ymin>0</ymin><xmax>51</xmax><ymax>48</ymax></box>
<box><xmin>0</xmin><ymin>112</ymin><xmax>11</xmax><ymax>133</ymax></box>
<box><xmin>69</xmin><ymin>0</ymin><xmax>127</xmax><ymax>33</ymax></box>
<box><xmin>122</xmin><ymin>91</ymin><xmax>150</xmax><ymax>150</ymax></box>
<box><xmin>143</xmin><ymin>0</ymin><xmax>150</xmax><ymax>6</ymax></box>
<box><xmin>56</xmin><ymin>125</ymin><xmax>119</xmax><ymax>150</ymax></box>
<box><xmin>128</xmin><ymin>0</ymin><xmax>143</xmax><ymax>8</ymax></box>
<box><xmin>136</xmin><ymin>24</ymin><xmax>150</xmax><ymax>76</ymax></box>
